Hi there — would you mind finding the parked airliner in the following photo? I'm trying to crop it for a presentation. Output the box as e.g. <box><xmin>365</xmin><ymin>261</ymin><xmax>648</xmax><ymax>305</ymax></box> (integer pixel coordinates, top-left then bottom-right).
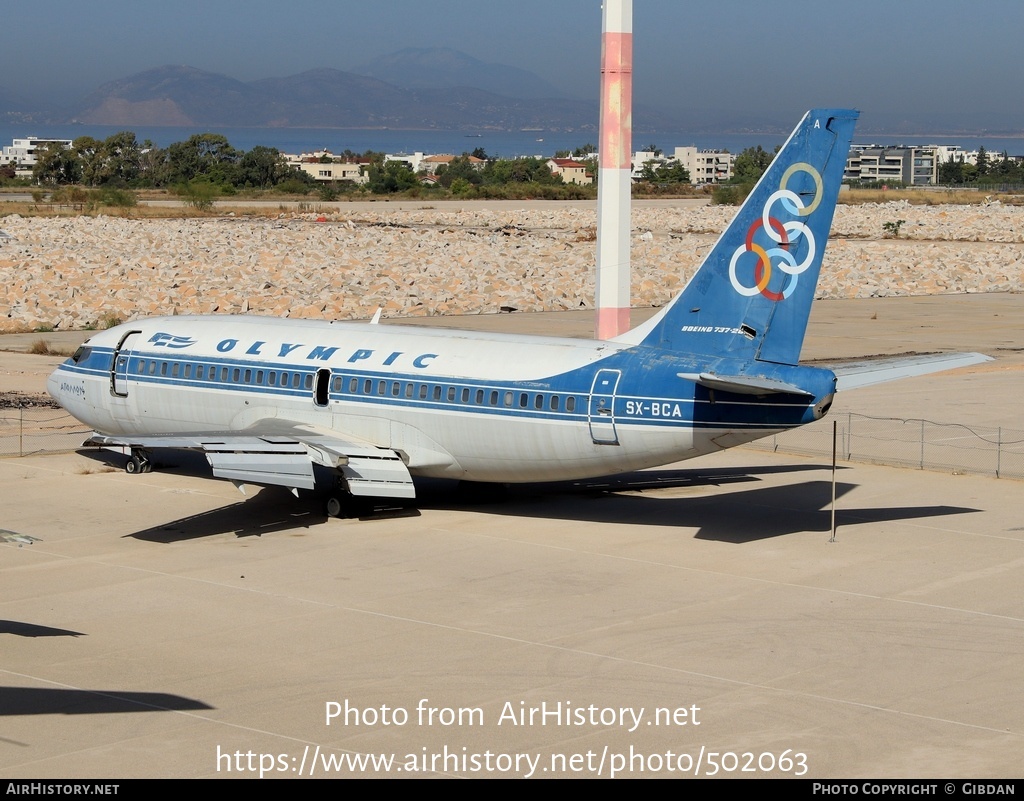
<box><xmin>47</xmin><ymin>109</ymin><xmax>988</xmax><ymax>515</ymax></box>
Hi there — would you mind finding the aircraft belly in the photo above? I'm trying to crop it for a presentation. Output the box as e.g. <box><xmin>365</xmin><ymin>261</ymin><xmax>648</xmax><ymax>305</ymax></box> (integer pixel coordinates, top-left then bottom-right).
<box><xmin>386</xmin><ymin>409</ymin><xmax>705</xmax><ymax>482</ymax></box>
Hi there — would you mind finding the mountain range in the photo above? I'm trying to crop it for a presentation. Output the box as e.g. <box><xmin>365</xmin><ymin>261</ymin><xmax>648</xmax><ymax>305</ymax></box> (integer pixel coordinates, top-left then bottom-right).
<box><xmin>3</xmin><ymin>47</ymin><xmax>1019</xmax><ymax>136</ymax></box>
<box><xmin>1</xmin><ymin>49</ymin><xmax>624</xmax><ymax>132</ymax></box>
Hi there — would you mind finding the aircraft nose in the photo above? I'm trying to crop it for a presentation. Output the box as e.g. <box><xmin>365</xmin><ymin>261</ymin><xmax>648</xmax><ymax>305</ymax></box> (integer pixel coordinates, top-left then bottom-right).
<box><xmin>46</xmin><ymin>368</ymin><xmax>63</xmax><ymax>404</ymax></box>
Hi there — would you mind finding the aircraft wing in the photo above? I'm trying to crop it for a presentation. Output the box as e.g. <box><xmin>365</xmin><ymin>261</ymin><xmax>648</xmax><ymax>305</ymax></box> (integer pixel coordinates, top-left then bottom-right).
<box><xmin>830</xmin><ymin>352</ymin><xmax>993</xmax><ymax>391</ymax></box>
<box><xmin>84</xmin><ymin>427</ymin><xmax>416</xmax><ymax>498</ymax></box>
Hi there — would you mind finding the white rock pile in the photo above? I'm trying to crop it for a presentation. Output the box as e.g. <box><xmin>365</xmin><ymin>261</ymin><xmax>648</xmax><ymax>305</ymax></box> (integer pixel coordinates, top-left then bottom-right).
<box><xmin>1</xmin><ymin>202</ymin><xmax>1021</xmax><ymax>332</ymax></box>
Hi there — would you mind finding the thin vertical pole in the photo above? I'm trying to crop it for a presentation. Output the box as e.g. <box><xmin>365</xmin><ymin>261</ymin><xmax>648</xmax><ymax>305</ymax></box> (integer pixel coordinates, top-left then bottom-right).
<box><xmin>830</xmin><ymin>420</ymin><xmax>837</xmax><ymax>543</ymax></box>
<box><xmin>595</xmin><ymin>0</ymin><xmax>633</xmax><ymax>339</ymax></box>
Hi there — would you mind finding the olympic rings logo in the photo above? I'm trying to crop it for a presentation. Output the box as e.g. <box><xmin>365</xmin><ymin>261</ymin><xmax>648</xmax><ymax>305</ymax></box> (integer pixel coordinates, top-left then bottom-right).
<box><xmin>728</xmin><ymin>162</ymin><xmax>823</xmax><ymax>301</ymax></box>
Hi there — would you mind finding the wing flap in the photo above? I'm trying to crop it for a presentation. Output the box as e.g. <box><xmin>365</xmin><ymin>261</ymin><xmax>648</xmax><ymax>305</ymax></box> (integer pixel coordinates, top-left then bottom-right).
<box><xmin>84</xmin><ymin>431</ymin><xmax>416</xmax><ymax>498</ymax></box>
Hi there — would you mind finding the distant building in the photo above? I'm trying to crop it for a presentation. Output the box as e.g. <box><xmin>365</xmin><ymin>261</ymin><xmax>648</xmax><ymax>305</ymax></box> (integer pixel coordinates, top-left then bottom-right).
<box><xmin>384</xmin><ymin>152</ymin><xmax>426</xmax><ymax>173</ymax></box>
<box><xmin>547</xmin><ymin>158</ymin><xmax>593</xmax><ymax>185</ymax></box>
<box><xmin>0</xmin><ymin>137</ymin><xmax>74</xmax><ymax>177</ymax></box>
<box><xmin>420</xmin><ymin>154</ymin><xmax>486</xmax><ymax>175</ymax></box>
<box><xmin>284</xmin><ymin>149</ymin><xmax>368</xmax><ymax>184</ymax></box>
<box><xmin>844</xmin><ymin>145</ymin><xmax>938</xmax><ymax>185</ymax></box>
<box><xmin>671</xmin><ymin>147</ymin><xmax>734</xmax><ymax>185</ymax></box>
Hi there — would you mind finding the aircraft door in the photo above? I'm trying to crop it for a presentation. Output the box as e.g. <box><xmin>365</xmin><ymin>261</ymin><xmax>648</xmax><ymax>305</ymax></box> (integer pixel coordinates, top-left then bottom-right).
<box><xmin>588</xmin><ymin>368</ymin><xmax>621</xmax><ymax>445</ymax></box>
<box><xmin>110</xmin><ymin>330</ymin><xmax>142</xmax><ymax>397</ymax></box>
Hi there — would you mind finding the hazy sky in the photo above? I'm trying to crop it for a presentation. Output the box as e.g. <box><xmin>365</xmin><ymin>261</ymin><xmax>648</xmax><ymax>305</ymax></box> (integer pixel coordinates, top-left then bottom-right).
<box><xmin>5</xmin><ymin>0</ymin><xmax>1023</xmax><ymax>130</ymax></box>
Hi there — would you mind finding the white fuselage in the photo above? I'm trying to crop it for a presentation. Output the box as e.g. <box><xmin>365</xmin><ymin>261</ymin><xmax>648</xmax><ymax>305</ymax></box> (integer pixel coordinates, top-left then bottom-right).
<box><xmin>48</xmin><ymin>315</ymin><xmax>814</xmax><ymax>485</ymax></box>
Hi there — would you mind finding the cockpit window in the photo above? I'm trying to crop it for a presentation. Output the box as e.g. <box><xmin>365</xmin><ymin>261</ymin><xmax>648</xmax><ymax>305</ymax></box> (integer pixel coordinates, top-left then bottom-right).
<box><xmin>71</xmin><ymin>346</ymin><xmax>92</xmax><ymax>363</ymax></box>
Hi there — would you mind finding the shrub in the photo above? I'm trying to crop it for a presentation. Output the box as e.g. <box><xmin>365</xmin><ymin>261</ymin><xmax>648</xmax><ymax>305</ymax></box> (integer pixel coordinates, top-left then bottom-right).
<box><xmin>176</xmin><ymin>179</ymin><xmax>218</xmax><ymax>210</ymax></box>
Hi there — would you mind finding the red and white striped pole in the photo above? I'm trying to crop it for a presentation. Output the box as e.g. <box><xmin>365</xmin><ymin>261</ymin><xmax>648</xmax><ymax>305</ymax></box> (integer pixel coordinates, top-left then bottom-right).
<box><xmin>595</xmin><ymin>0</ymin><xmax>633</xmax><ymax>340</ymax></box>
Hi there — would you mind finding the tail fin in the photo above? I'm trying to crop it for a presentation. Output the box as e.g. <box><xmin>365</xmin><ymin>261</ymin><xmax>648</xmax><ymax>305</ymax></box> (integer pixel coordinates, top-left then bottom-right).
<box><xmin>620</xmin><ymin>109</ymin><xmax>858</xmax><ymax>365</ymax></box>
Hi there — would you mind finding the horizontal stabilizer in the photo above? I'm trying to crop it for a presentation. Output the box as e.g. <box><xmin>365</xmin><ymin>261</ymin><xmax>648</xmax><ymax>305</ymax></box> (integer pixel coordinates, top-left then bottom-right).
<box><xmin>677</xmin><ymin>372</ymin><xmax>815</xmax><ymax>397</ymax></box>
<box><xmin>832</xmin><ymin>352</ymin><xmax>992</xmax><ymax>391</ymax></box>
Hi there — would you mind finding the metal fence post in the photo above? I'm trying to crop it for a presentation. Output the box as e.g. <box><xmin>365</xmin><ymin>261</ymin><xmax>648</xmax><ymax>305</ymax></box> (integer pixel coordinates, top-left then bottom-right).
<box><xmin>19</xmin><ymin>406</ymin><xmax>24</xmax><ymax>457</ymax></box>
<box><xmin>920</xmin><ymin>419</ymin><xmax>925</xmax><ymax>469</ymax></box>
<box><xmin>997</xmin><ymin>427</ymin><xmax>1002</xmax><ymax>479</ymax></box>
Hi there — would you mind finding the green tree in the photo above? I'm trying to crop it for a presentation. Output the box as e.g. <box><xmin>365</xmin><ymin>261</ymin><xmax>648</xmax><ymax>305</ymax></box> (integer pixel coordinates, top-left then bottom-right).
<box><xmin>158</xmin><ymin>133</ymin><xmax>240</xmax><ymax>186</ymax></box>
<box><xmin>638</xmin><ymin>159</ymin><xmax>690</xmax><ymax>185</ymax></box>
<box><xmin>33</xmin><ymin>142</ymin><xmax>81</xmax><ymax>185</ymax></box>
<box><xmin>436</xmin><ymin>156</ymin><xmax>482</xmax><ymax>189</ymax></box>
<box><xmin>482</xmin><ymin>157</ymin><xmax>559</xmax><ymax>185</ymax></box>
<box><xmin>732</xmin><ymin>145</ymin><xmax>777</xmax><ymax>184</ymax></box>
<box><xmin>100</xmin><ymin>131</ymin><xmax>142</xmax><ymax>185</ymax></box>
<box><xmin>366</xmin><ymin>159</ymin><xmax>418</xmax><ymax>193</ymax></box>
<box><xmin>238</xmin><ymin>145</ymin><xmax>291</xmax><ymax>189</ymax></box>
<box><xmin>72</xmin><ymin>136</ymin><xmax>104</xmax><ymax>185</ymax></box>
<box><xmin>975</xmin><ymin>146</ymin><xmax>989</xmax><ymax>178</ymax></box>
<box><xmin>938</xmin><ymin>155</ymin><xmax>965</xmax><ymax>184</ymax></box>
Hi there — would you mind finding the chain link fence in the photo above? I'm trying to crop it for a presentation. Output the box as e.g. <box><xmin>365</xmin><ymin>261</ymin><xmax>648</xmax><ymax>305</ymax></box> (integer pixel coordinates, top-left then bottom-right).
<box><xmin>0</xmin><ymin>407</ymin><xmax>92</xmax><ymax>457</ymax></box>
<box><xmin>747</xmin><ymin>412</ymin><xmax>1024</xmax><ymax>480</ymax></box>
<box><xmin>3</xmin><ymin>406</ymin><xmax>1023</xmax><ymax>480</ymax></box>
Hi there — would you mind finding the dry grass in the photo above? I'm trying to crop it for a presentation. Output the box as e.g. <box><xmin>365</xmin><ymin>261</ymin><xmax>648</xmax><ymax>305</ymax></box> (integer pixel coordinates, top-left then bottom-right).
<box><xmin>75</xmin><ymin>464</ymin><xmax>116</xmax><ymax>475</ymax></box>
<box><xmin>840</xmin><ymin>188</ymin><xmax>1024</xmax><ymax>206</ymax></box>
<box><xmin>27</xmin><ymin>339</ymin><xmax>77</xmax><ymax>357</ymax></box>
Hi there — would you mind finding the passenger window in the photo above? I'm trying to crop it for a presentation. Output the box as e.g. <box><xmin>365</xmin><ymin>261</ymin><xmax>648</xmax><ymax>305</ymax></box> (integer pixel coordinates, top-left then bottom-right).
<box><xmin>419</xmin><ymin>385</ymin><xmax>428</xmax><ymax>399</ymax></box>
<box><xmin>220</xmin><ymin>367</ymin><xmax>228</xmax><ymax>382</ymax></box>
<box><xmin>244</xmin><ymin>369</ymin><xmax>252</xmax><ymax>383</ymax></box>
<box><xmin>447</xmin><ymin>386</ymin><xmax>456</xmax><ymax>402</ymax></box>
<box><xmin>269</xmin><ymin>371</ymin><xmax>276</xmax><ymax>386</ymax></box>
<box><xmin>363</xmin><ymin>379</ymin><xmax>372</xmax><ymax>394</ymax></box>
<box><xmin>304</xmin><ymin>374</ymin><xmax>313</xmax><ymax>390</ymax></box>
<box><xmin>332</xmin><ymin>376</ymin><xmax>342</xmax><ymax>392</ymax></box>
<box><xmin>566</xmin><ymin>396</ymin><xmax>576</xmax><ymax>412</ymax></box>
<box><xmin>349</xmin><ymin>378</ymin><xmax>358</xmax><ymax>393</ymax></box>
<box><xmin>172</xmin><ymin>363</ymin><xmax>180</xmax><ymax>378</ymax></box>
<box><xmin>490</xmin><ymin>391</ymin><xmax>498</xmax><ymax>406</ymax></box>
<box><xmin>392</xmin><ymin>382</ymin><xmax>400</xmax><ymax>397</ymax></box>
<box><xmin>475</xmin><ymin>389</ymin><xmax>484</xmax><ymax>404</ymax></box>
<box><xmin>551</xmin><ymin>395</ymin><xmax>560</xmax><ymax>411</ymax></box>
<box><xmin>160</xmin><ymin>362</ymin><xmax>168</xmax><ymax>377</ymax></box>
<box><xmin>377</xmin><ymin>380</ymin><xmax>386</xmax><ymax>395</ymax></box>
<box><xmin>137</xmin><ymin>359</ymin><xmax>145</xmax><ymax>373</ymax></box>
<box><xmin>534</xmin><ymin>395</ymin><xmax>543</xmax><ymax>409</ymax></box>
<box><xmin>433</xmin><ymin>386</ymin><xmax>442</xmax><ymax>401</ymax></box>
<box><xmin>149</xmin><ymin>361</ymin><xmax>157</xmax><ymax>376</ymax></box>
<box><xmin>184</xmin><ymin>364</ymin><xmax>192</xmax><ymax>379</ymax></box>
<box><xmin>257</xmin><ymin>370</ymin><xmax>264</xmax><ymax>384</ymax></box>
<box><xmin>405</xmin><ymin>383</ymin><xmax>413</xmax><ymax>398</ymax></box>
<box><xmin>233</xmin><ymin>368</ymin><xmax>241</xmax><ymax>382</ymax></box>
<box><xmin>504</xmin><ymin>391</ymin><xmax>513</xmax><ymax>407</ymax></box>
<box><xmin>196</xmin><ymin>365</ymin><xmax>205</xmax><ymax>380</ymax></box>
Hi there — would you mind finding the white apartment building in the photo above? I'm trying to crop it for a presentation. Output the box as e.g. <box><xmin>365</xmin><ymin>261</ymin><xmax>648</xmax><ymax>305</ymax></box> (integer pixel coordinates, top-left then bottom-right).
<box><xmin>844</xmin><ymin>145</ymin><xmax>938</xmax><ymax>185</ymax></box>
<box><xmin>0</xmin><ymin>137</ymin><xmax>74</xmax><ymax>177</ymax></box>
<box><xmin>671</xmin><ymin>146</ymin><xmax>735</xmax><ymax>184</ymax></box>
<box><xmin>630</xmin><ymin>147</ymin><xmax>734</xmax><ymax>185</ymax></box>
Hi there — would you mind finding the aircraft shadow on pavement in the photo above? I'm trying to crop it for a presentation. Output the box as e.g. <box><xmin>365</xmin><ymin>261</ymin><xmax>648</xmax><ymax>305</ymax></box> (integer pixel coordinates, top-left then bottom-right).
<box><xmin>454</xmin><ymin>478</ymin><xmax>981</xmax><ymax>543</ymax></box>
<box><xmin>0</xmin><ymin>621</ymin><xmax>85</xmax><ymax>638</ymax></box>
<box><xmin>127</xmin><ymin>487</ymin><xmax>331</xmax><ymax>542</ymax></box>
<box><xmin>114</xmin><ymin>458</ymin><xmax>979</xmax><ymax>543</ymax></box>
<box><xmin>0</xmin><ymin>687</ymin><xmax>213</xmax><ymax>716</ymax></box>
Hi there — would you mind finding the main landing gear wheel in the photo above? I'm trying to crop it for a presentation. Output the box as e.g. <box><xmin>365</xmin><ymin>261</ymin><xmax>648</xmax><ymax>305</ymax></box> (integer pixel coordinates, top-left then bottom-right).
<box><xmin>126</xmin><ymin>451</ymin><xmax>152</xmax><ymax>474</ymax></box>
<box><xmin>325</xmin><ymin>495</ymin><xmax>345</xmax><ymax>518</ymax></box>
